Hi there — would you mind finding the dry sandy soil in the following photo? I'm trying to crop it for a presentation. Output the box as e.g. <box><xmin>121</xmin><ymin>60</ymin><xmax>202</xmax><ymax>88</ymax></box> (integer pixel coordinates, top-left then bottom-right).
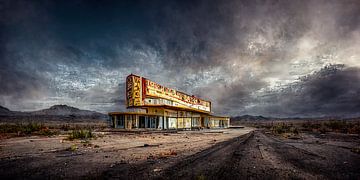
<box><xmin>0</xmin><ymin>127</ymin><xmax>359</xmax><ymax>179</ymax></box>
<box><xmin>0</xmin><ymin>128</ymin><xmax>252</xmax><ymax>179</ymax></box>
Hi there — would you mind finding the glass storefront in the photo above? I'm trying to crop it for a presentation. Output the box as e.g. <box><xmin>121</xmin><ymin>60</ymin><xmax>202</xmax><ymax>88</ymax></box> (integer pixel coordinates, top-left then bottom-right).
<box><xmin>168</xmin><ymin>117</ymin><xmax>177</xmax><ymax>129</ymax></box>
<box><xmin>116</xmin><ymin>115</ymin><xmax>125</xmax><ymax>128</ymax></box>
<box><xmin>109</xmin><ymin>110</ymin><xmax>229</xmax><ymax>130</ymax></box>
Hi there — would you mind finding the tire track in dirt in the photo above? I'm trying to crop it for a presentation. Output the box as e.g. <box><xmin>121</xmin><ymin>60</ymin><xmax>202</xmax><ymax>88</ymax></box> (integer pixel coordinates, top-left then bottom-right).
<box><xmin>262</xmin><ymin>132</ymin><xmax>360</xmax><ymax>179</ymax></box>
<box><xmin>156</xmin><ymin>130</ymin><xmax>331</xmax><ymax>179</ymax></box>
<box><xmin>103</xmin><ymin>132</ymin><xmax>254</xmax><ymax>180</ymax></box>
<box><xmin>156</xmin><ymin>131</ymin><xmax>254</xmax><ymax>179</ymax></box>
<box><xmin>103</xmin><ymin>130</ymin><xmax>360</xmax><ymax>180</ymax></box>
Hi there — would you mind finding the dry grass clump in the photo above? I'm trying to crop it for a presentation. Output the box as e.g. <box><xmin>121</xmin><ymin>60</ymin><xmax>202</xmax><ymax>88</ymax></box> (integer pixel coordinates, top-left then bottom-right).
<box><xmin>302</xmin><ymin>120</ymin><xmax>360</xmax><ymax>134</ymax></box>
<box><xmin>59</xmin><ymin>123</ymin><xmax>107</xmax><ymax>131</ymax></box>
<box><xmin>67</xmin><ymin>129</ymin><xmax>95</xmax><ymax>140</ymax></box>
<box><xmin>66</xmin><ymin>144</ymin><xmax>78</xmax><ymax>151</ymax></box>
<box><xmin>271</xmin><ymin>123</ymin><xmax>299</xmax><ymax>135</ymax></box>
<box><xmin>0</xmin><ymin>122</ymin><xmax>106</xmax><ymax>139</ymax></box>
<box><xmin>0</xmin><ymin>122</ymin><xmax>58</xmax><ymax>136</ymax></box>
<box><xmin>266</xmin><ymin>120</ymin><xmax>360</xmax><ymax>136</ymax></box>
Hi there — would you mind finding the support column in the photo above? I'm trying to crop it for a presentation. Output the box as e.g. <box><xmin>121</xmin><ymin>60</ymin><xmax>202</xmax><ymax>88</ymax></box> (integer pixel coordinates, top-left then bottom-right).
<box><xmin>114</xmin><ymin>115</ymin><xmax>117</xmax><ymax>128</ymax></box>
<box><xmin>145</xmin><ymin>116</ymin><xmax>148</xmax><ymax>129</ymax></box>
<box><xmin>176</xmin><ymin>111</ymin><xmax>178</xmax><ymax>129</ymax></box>
<box><xmin>124</xmin><ymin>115</ymin><xmax>128</xmax><ymax>130</ymax></box>
<box><xmin>135</xmin><ymin>115</ymin><xmax>139</xmax><ymax>129</ymax></box>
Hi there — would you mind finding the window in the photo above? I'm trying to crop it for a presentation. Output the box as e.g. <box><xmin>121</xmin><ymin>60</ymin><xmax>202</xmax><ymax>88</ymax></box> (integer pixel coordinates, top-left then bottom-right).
<box><xmin>117</xmin><ymin>115</ymin><xmax>125</xmax><ymax>128</ymax></box>
<box><xmin>192</xmin><ymin>117</ymin><xmax>200</xmax><ymax>127</ymax></box>
<box><xmin>169</xmin><ymin>118</ymin><xmax>177</xmax><ymax>129</ymax></box>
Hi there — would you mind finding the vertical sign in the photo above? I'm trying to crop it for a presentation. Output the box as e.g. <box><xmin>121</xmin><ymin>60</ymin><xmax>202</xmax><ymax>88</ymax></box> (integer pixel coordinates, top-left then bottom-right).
<box><xmin>126</xmin><ymin>75</ymin><xmax>134</xmax><ymax>107</ymax></box>
<box><xmin>132</xmin><ymin>75</ymin><xmax>142</xmax><ymax>106</ymax></box>
<box><xmin>126</xmin><ymin>75</ymin><xmax>143</xmax><ymax>107</ymax></box>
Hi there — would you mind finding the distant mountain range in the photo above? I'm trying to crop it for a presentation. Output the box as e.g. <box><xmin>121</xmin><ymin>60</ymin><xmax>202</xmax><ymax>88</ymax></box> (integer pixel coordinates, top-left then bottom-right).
<box><xmin>0</xmin><ymin>106</ymin><xmax>11</xmax><ymax>115</ymax></box>
<box><xmin>231</xmin><ymin>115</ymin><xmax>270</xmax><ymax>121</ymax></box>
<box><xmin>1</xmin><ymin>105</ymin><xmax>355</xmax><ymax>123</ymax></box>
<box><xmin>230</xmin><ymin>114</ymin><xmax>358</xmax><ymax>122</ymax></box>
<box><xmin>0</xmin><ymin>105</ymin><xmax>107</xmax><ymax>121</ymax></box>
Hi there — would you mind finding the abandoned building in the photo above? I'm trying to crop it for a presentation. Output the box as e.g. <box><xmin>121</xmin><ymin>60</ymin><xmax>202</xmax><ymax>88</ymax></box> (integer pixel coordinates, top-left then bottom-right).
<box><xmin>108</xmin><ymin>74</ymin><xmax>229</xmax><ymax>130</ymax></box>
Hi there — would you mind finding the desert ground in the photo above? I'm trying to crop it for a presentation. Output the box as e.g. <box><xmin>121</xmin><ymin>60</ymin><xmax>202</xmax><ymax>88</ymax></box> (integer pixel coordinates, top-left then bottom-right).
<box><xmin>0</xmin><ymin>121</ymin><xmax>359</xmax><ymax>179</ymax></box>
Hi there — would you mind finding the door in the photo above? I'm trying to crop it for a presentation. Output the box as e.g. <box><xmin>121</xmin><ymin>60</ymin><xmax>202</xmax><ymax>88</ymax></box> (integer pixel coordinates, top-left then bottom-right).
<box><xmin>139</xmin><ymin>116</ymin><xmax>146</xmax><ymax>128</ymax></box>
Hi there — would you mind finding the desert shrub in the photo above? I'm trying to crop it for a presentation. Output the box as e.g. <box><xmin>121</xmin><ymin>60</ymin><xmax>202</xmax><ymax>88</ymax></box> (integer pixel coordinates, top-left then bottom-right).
<box><xmin>23</xmin><ymin>122</ymin><xmax>44</xmax><ymax>134</ymax></box>
<box><xmin>290</xmin><ymin>127</ymin><xmax>299</xmax><ymax>135</ymax></box>
<box><xmin>319</xmin><ymin>126</ymin><xmax>328</xmax><ymax>134</ymax></box>
<box><xmin>302</xmin><ymin>122</ymin><xmax>321</xmax><ymax>131</ymax></box>
<box><xmin>38</xmin><ymin>128</ymin><xmax>58</xmax><ymax>136</ymax></box>
<box><xmin>324</xmin><ymin>120</ymin><xmax>353</xmax><ymax>133</ymax></box>
<box><xmin>256</xmin><ymin>123</ymin><xmax>273</xmax><ymax>129</ymax></box>
<box><xmin>271</xmin><ymin>123</ymin><xmax>289</xmax><ymax>134</ymax></box>
<box><xmin>67</xmin><ymin>144</ymin><xmax>78</xmax><ymax>151</ymax></box>
<box><xmin>67</xmin><ymin>129</ymin><xmax>94</xmax><ymax>140</ymax></box>
<box><xmin>60</xmin><ymin>124</ymin><xmax>71</xmax><ymax>131</ymax></box>
<box><xmin>273</xmin><ymin>125</ymin><xmax>286</xmax><ymax>134</ymax></box>
<box><xmin>300</xmin><ymin>120</ymin><xmax>360</xmax><ymax>134</ymax></box>
<box><xmin>270</xmin><ymin>123</ymin><xmax>301</xmax><ymax>136</ymax></box>
<box><xmin>0</xmin><ymin>122</ymin><xmax>45</xmax><ymax>135</ymax></box>
<box><xmin>0</xmin><ymin>124</ymin><xmax>19</xmax><ymax>133</ymax></box>
<box><xmin>348</xmin><ymin>124</ymin><xmax>360</xmax><ymax>134</ymax></box>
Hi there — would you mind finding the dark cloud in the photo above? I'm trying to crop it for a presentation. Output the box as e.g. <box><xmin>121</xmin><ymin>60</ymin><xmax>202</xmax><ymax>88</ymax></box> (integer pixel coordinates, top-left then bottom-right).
<box><xmin>1</xmin><ymin>0</ymin><xmax>360</xmax><ymax>117</ymax></box>
<box><xmin>286</xmin><ymin>65</ymin><xmax>360</xmax><ymax>117</ymax></box>
<box><xmin>244</xmin><ymin>65</ymin><xmax>360</xmax><ymax>118</ymax></box>
<box><xmin>148</xmin><ymin>0</ymin><xmax>311</xmax><ymax>71</ymax></box>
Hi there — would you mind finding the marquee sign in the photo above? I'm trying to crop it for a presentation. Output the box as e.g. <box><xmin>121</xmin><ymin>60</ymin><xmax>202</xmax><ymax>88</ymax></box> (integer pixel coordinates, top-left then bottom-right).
<box><xmin>125</xmin><ymin>74</ymin><xmax>211</xmax><ymax>112</ymax></box>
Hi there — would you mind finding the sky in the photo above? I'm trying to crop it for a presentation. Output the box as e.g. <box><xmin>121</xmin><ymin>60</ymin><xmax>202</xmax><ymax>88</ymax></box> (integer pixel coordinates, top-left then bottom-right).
<box><xmin>1</xmin><ymin>0</ymin><xmax>360</xmax><ymax>117</ymax></box>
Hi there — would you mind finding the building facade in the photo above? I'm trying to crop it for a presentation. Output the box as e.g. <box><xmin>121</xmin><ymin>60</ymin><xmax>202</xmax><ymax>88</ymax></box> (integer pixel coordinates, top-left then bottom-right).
<box><xmin>108</xmin><ymin>74</ymin><xmax>229</xmax><ymax>130</ymax></box>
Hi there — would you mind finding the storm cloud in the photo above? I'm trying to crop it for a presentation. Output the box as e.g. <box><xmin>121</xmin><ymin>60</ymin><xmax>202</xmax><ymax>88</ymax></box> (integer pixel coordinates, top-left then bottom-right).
<box><xmin>1</xmin><ymin>0</ymin><xmax>360</xmax><ymax>117</ymax></box>
<box><xmin>247</xmin><ymin>65</ymin><xmax>360</xmax><ymax>118</ymax></box>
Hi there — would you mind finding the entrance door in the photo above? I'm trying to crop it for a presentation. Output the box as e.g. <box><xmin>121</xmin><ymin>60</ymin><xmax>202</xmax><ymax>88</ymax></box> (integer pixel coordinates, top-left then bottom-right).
<box><xmin>116</xmin><ymin>115</ymin><xmax>125</xmax><ymax>128</ymax></box>
<box><xmin>139</xmin><ymin>116</ymin><xmax>146</xmax><ymax>128</ymax></box>
<box><xmin>149</xmin><ymin>116</ymin><xmax>157</xmax><ymax>128</ymax></box>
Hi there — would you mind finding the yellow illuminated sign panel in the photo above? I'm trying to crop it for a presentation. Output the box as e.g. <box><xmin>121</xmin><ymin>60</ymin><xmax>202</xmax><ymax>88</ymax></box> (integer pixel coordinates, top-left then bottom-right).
<box><xmin>125</xmin><ymin>74</ymin><xmax>211</xmax><ymax>112</ymax></box>
<box><xmin>126</xmin><ymin>75</ymin><xmax>142</xmax><ymax>107</ymax></box>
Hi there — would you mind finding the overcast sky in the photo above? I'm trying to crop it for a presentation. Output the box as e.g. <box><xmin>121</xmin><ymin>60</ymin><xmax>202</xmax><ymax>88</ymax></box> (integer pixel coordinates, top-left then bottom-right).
<box><xmin>1</xmin><ymin>0</ymin><xmax>360</xmax><ymax>117</ymax></box>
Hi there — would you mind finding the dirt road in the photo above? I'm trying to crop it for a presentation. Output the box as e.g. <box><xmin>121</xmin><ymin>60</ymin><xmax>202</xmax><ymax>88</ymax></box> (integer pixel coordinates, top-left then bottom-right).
<box><xmin>0</xmin><ymin>128</ymin><xmax>253</xmax><ymax>179</ymax></box>
<box><xmin>1</xmin><ymin>128</ymin><xmax>359</xmax><ymax>179</ymax></box>
<box><xmin>104</xmin><ymin>130</ymin><xmax>360</xmax><ymax>180</ymax></box>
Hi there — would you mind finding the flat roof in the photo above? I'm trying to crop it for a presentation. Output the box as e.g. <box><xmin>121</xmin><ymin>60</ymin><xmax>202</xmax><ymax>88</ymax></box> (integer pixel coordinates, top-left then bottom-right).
<box><xmin>108</xmin><ymin>112</ymin><xmax>149</xmax><ymax>116</ymax></box>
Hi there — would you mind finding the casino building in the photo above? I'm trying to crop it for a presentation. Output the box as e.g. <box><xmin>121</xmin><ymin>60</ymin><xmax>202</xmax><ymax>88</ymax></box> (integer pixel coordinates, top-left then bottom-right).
<box><xmin>108</xmin><ymin>74</ymin><xmax>229</xmax><ymax>130</ymax></box>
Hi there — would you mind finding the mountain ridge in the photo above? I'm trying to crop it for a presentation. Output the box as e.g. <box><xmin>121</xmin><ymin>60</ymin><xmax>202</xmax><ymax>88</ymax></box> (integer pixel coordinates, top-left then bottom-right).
<box><xmin>0</xmin><ymin>105</ymin><xmax>11</xmax><ymax>115</ymax></box>
<box><xmin>31</xmin><ymin>104</ymin><xmax>103</xmax><ymax>116</ymax></box>
<box><xmin>0</xmin><ymin>104</ymin><xmax>107</xmax><ymax>120</ymax></box>
<box><xmin>231</xmin><ymin>115</ymin><xmax>270</xmax><ymax>121</ymax></box>
<box><xmin>230</xmin><ymin>114</ymin><xmax>358</xmax><ymax>121</ymax></box>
